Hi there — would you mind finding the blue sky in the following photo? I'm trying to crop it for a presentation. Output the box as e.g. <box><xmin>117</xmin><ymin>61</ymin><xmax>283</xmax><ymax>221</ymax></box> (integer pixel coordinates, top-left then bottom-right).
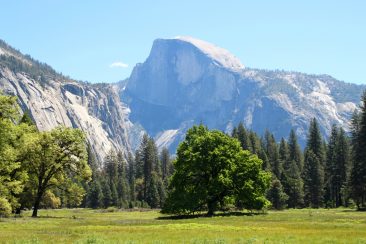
<box><xmin>0</xmin><ymin>1</ymin><xmax>365</xmax><ymax>84</ymax></box>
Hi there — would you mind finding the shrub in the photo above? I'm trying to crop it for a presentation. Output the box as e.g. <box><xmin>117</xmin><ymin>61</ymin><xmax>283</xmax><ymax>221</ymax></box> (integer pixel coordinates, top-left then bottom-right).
<box><xmin>0</xmin><ymin>197</ymin><xmax>12</xmax><ymax>217</ymax></box>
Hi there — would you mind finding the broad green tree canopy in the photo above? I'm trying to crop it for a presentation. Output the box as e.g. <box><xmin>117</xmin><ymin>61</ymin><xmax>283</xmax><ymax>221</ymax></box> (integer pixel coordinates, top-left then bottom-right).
<box><xmin>162</xmin><ymin>125</ymin><xmax>270</xmax><ymax>216</ymax></box>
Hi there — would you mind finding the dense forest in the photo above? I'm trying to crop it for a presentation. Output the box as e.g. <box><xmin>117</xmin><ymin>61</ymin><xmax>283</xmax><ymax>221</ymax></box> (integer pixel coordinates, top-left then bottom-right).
<box><xmin>1</xmin><ymin>90</ymin><xmax>366</xmax><ymax>217</ymax></box>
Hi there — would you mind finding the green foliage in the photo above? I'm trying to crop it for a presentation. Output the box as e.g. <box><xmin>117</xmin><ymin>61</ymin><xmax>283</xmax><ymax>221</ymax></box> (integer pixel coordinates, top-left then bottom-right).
<box><xmin>350</xmin><ymin>90</ymin><xmax>366</xmax><ymax>209</ymax></box>
<box><xmin>267</xmin><ymin>179</ymin><xmax>289</xmax><ymax>210</ymax></box>
<box><xmin>0</xmin><ymin>94</ymin><xmax>31</xmax><ymax>212</ymax></box>
<box><xmin>20</xmin><ymin>126</ymin><xmax>91</xmax><ymax>217</ymax></box>
<box><xmin>324</xmin><ymin>125</ymin><xmax>351</xmax><ymax>207</ymax></box>
<box><xmin>40</xmin><ymin>191</ymin><xmax>61</xmax><ymax>209</ymax></box>
<box><xmin>87</xmin><ymin>180</ymin><xmax>104</xmax><ymax>209</ymax></box>
<box><xmin>303</xmin><ymin>150</ymin><xmax>324</xmax><ymax>208</ymax></box>
<box><xmin>303</xmin><ymin>119</ymin><xmax>325</xmax><ymax>208</ymax></box>
<box><xmin>0</xmin><ymin>197</ymin><xmax>12</xmax><ymax>217</ymax></box>
<box><xmin>163</xmin><ymin>125</ymin><xmax>270</xmax><ymax>215</ymax></box>
<box><xmin>264</xmin><ymin>130</ymin><xmax>281</xmax><ymax>179</ymax></box>
<box><xmin>279</xmin><ymin>137</ymin><xmax>304</xmax><ymax>208</ymax></box>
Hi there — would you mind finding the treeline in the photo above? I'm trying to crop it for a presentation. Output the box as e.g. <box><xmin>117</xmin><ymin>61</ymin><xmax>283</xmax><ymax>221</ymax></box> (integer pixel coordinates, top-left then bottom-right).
<box><xmin>231</xmin><ymin>91</ymin><xmax>366</xmax><ymax>210</ymax></box>
<box><xmin>0</xmin><ymin>39</ymin><xmax>72</xmax><ymax>86</ymax></box>
<box><xmin>1</xmin><ymin>90</ymin><xmax>366</xmax><ymax>216</ymax></box>
<box><xmin>83</xmin><ymin>134</ymin><xmax>174</xmax><ymax>209</ymax></box>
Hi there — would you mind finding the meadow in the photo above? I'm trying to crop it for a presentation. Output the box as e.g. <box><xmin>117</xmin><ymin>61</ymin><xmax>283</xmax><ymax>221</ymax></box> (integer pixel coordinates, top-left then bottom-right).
<box><xmin>0</xmin><ymin>208</ymin><xmax>366</xmax><ymax>243</ymax></box>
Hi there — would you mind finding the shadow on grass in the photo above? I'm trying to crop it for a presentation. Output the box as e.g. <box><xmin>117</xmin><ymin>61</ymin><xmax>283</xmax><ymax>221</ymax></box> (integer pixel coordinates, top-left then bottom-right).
<box><xmin>157</xmin><ymin>211</ymin><xmax>266</xmax><ymax>220</ymax></box>
<box><xmin>33</xmin><ymin>216</ymin><xmax>68</xmax><ymax>219</ymax></box>
<box><xmin>341</xmin><ymin>208</ymin><xmax>366</xmax><ymax>212</ymax></box>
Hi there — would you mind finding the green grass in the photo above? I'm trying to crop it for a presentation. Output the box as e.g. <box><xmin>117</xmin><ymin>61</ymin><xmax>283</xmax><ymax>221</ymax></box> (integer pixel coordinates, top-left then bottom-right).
<box><xmin>1</xmin><ymin>208</ymin><xmax>366</xmax><ymax>243</ymax></box>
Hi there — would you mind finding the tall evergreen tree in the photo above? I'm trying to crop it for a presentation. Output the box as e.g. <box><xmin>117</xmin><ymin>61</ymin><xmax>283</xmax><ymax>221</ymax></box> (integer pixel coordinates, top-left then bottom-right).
<box><xmin>288</xmin><ymin>129</ymin><xmax>303</xmax><ymax>172</ymax></box>
<box><xmin>324</xmin><ymin>125</ymin><xmax>339</xmax><ymax>207</ymax></box>
<box><xmin>303</xmin><ymin>118</ymin><xmax>325</xmax><ymax>208</ymax></box>
<box><xmin>104</xmin><ymin>150</ymin><xmax>118</xmax><ymax>186</ymax></box>
<box><xmin>350</xmin><ymin>91</ymin><xmax>366</xmax><ymax>209</ymax></box>
<box><xmin>279</xmin><ymin>137</ymin><xmax>304</xmax><ymax>208</ymax></box>
<box><xmin>334</xmin><ymin>128</ymin><xmax>351</xmax><ymax>207</ymax></box>
<box><xmin>110</xmin><ymin>181</ymin><xmax>118</xmax><ymax>206</ymax></box>
<box><xmin>87</xmin><ymin>180</ymin><xmax>104</xmax><ymax>209</ymax></box>
<box><xmin>237</xmin><ymin>122</ymin><xmax>251</xmax><ymax>151</ymax></box>
<box><xmin>160</xmin><ymin>147</ymin><xmax>173</xmax><ymax>182</ymax></box>
<box><xmin>127</xmin><ymin>153</ymin><xmax>136</xmax><ymax>202</ymax></box>
<box><xmin>267</xmin><ymin>179</ymin><xmax>288</xmax><ymax>210</ymax></box>
<box><xmin>116</xmin><ymin>151</ymin><xmax>129</xmax><ymax>203</ymax></box>
<box><xmin>102</xmin><ymin>180</ymin><xmax>112</xmax><ymax>208</ymax></box>
<box><xmin>249</xmin><ymin>131</ymin><xmax>261</xmax><ymax>155</ymax></box>
<box><xmin>264</xmin><ymin>130</ymin><xmax>281</xmax><ymax>179</ymax></box>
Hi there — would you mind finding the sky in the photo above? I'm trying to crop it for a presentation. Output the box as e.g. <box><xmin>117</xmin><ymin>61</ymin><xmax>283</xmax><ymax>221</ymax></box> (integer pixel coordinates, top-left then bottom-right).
<box><xmin>0</xmin><ymin>1</ymin><xmax>365</xmax><ymax>84</ymax></box>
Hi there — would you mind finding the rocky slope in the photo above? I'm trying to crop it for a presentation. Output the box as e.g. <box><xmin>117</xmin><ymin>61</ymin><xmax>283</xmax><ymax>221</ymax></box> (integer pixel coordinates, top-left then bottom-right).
<box><xmin>0</xmin><ymin>40</ymin><xmax>142</xmax><ymax>162</ymax></box>
<box><xmin>122</xmin><ymin>36</ymin><xmax>365</xmax><ymax>150</ymax></box>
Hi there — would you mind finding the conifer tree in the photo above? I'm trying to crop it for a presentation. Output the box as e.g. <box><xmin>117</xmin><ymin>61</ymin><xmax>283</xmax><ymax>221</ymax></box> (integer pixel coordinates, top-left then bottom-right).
<box><xmin>288</xmin><ymin>129</ymin><xmax>303</xmax><ymax>172</ymax></box>
<box><xmin>116</xmin><ymin>151</ymin><xmax>129</xmax><ymax>203</ymax></box>
<box><xmin>324</xmin><ymin>125</ymin><xmax>338</xmax><ymax>207</ymax></box>
<box><xmin>249</xmin><ymin>131</ymin><xmax>261</xmax><ymax>155</ymax></box>
<box><xmin>264</xmin><ymin>130</ymin><xmax>281</xmax><ymax>179</ymax></box>
<box><xmin>237</xmin><ymin>122</ymin><xmax>251</xmax><ymax>151</ymax></box>
<box><xmin>267</xmin><ymin>179</ymin><xmax>288</xmax><ymax>210</ymax></box>
<box><xmin>127</xmin><ymin>153</ymin><xmax>136</xmax><ymax>202</ymax></box>
<box><xmin>303</xmin><ymin>118</ymin><xmax>325</xmax><ymax>208</ymax></box>
<box><xmin>350</xmin><ymin>91</ymin><xmax>366</xmax><ymax>209</ymax></box>
<box><xmin>88</xmin><ymin>180</ymin><xmax>104</xmax><ymax>209</ymax></box>
<box><xmin>281</xmin><ymin>132</ymin><xmax>304</xmax><ymax>208</ymax></box>
<box><xmin>334</xmin><ymin>128</ymin><xmax>351</xmax><ymax>207</ymax></box>
<box><xmin>160</xmin><ymin>147</ymin><xmax>173</xmax><ymax>182</ymax></box>
<box><xmin>102</xmin><ymin>180</ymin><xmax>112</xmax><ymax>208</ymax></box>
<box><xmin>110</xmin><ymin>181</ymin><xmax>118</xmax><ymax>206</ymax></box>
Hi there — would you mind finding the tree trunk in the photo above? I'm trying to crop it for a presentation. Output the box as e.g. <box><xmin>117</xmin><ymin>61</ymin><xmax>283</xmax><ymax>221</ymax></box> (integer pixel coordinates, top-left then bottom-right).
<box><xmin>207</xmin><ymin>200</ymin><xmax>215</xmax><ymax>217</ymax></box>
<box><xmin>32</xmin><ymin>191</ymin><xmax>43</xmax><ymax>217</ymax></box>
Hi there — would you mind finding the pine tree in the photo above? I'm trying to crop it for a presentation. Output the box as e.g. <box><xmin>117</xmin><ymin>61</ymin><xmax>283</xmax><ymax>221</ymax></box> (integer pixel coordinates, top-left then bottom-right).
<box><xmin>104</xmin><ymin>150</ymin><xmax>118</xmax><ymax>186</ymax></box>
<box><xmin>280</xmin><ymin>137</ymin><xmax>304</xmax><ymax>208</ymax></box>
<box><xmin>102</xmin><ymin>180</ymin><xmax>112</xmax><ymax>208</ymax></box>
<box><xmin>303</xmin><ymin>150</ymin><xmax>324</xmax><ymax>208</ymax></box>
<box><xmin>86</xmin><ymin>144</ymin><xmax>99</xmax><ymax>180</ymax></box>
<box><xmin>160</xmin><ymin>147</ymin><xmax>173</xmax><ymax>183</ymax></box>
<box><xmin>127</xmin><ymin>153</ymin><xmax>136</xmax><ymax>202</ymax></box>
<box><xmin>324</xmin><ymin>125</ymin><xmax>338</xmax><ymax>207</ymax></box>
<box><xmin>303</xmin><ymin>118</ymin><xmax>325</xmax><ymax>208</ymax></box>
<box><xmin>146</xmin><ymin>173</ymin><xmax>160</xmax><ymax>208</ymax></box>
<box><xmin>237</xmin><ymin>122</ymin><xmax>251</xmax><ymax>151</ymax></box>
<box><xmin>231</xmin><ymin>126</ymin><xmax>238</xmax><ymax>138</ymax></box>
<box><xmin>88</xmin><ymin>180</ymin><xmax>104</xmax><ymax>209</ymax></box>
<box><xmin>350</xmin><ymin>91</ymin><xmax>366</xmax><ymax>209</ymax></box>
<box><xmin>249</xmin><ymin>131</ymin><xmax>261</xmax><ymax>155</ymax></box>
<box><xmin>267</xmin><ymin>179</ymin><xmax>288</xmax><ymax>210</ymax></box>
<box><xmin>334</xmin><ymin>128</ymin><xmax>351</xmax><ymax>207</ymax></box>
<box><xmin>110</xmin><ymin>181</ymin><xmax>118</xmax><ymax>206</ymax></box>
<box><xmin>264</xmin><ymin>130</ymin><xmax>281</xmax><ymax>179</ymax></box>
<box><xmin>279</xmin><ymin>138</ymin><xmax>290</xmax><ymax>170</ymax></box>
<box><xmin>288</xmin><ymin>129</ymin><xmax>303</xmax><ymax>172</ymax></box>
<box><xmin>116</xmin><ymin>151</ymin><xmax>129</xmax><ymax>203</ymax></box>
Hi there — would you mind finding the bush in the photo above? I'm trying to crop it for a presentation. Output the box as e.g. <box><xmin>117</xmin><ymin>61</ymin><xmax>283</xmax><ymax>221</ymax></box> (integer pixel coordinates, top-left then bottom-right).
<box><xmin>0</xmin><ymin>198</ymin><xmax>12</xmax><ymax>217</ymax></box>
<box><xmin>106</xmin><ymin>207</ymin><xmax>118</xmax><ymax>212</ymax></box>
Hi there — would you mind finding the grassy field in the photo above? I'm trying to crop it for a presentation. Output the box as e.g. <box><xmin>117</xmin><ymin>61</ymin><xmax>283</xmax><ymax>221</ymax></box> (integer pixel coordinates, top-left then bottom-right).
<box><xmin>0</xmin><ymin>208</ymin><xmax>366</xmax><ymax>243</ymax></box>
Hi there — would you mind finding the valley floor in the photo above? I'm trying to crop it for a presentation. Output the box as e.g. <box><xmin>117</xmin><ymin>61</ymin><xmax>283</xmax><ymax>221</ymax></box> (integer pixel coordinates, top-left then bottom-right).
<box><xmin>0</xmin><ymin>208</ymin><xmax>365</xmax><ymax>243</ymax></box>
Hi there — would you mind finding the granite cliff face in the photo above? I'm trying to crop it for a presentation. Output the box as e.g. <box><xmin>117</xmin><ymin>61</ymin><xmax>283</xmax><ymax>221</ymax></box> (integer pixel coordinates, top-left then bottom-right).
<box><xmin>1</xmin><ymin>37</ymin><xmax>365</xmax><ymax>158</ymax></box>
<box><xmin>0</xmin><ymin>40</ymin><xmax>142</xmax><ymax>162</ymax></box>
<box><xmin>122</xmin><ymin>37</ymin><xmax>365</xmax><ymax>150</ymax></box>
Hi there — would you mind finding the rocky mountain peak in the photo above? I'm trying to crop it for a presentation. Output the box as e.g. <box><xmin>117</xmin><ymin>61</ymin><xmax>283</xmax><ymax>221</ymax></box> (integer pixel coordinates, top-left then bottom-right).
<box><xmin>173</xmin><ymin>36</ymin><xmax>245</xmax><ymax>72</ymax></box>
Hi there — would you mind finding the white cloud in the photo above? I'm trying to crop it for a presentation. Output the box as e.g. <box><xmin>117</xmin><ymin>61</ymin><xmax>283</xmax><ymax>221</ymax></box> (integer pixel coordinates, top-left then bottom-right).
<box><xmin>110</xmin><ymin>61</ymin><xmax>129</xmax><ymax>68</ymax></box>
